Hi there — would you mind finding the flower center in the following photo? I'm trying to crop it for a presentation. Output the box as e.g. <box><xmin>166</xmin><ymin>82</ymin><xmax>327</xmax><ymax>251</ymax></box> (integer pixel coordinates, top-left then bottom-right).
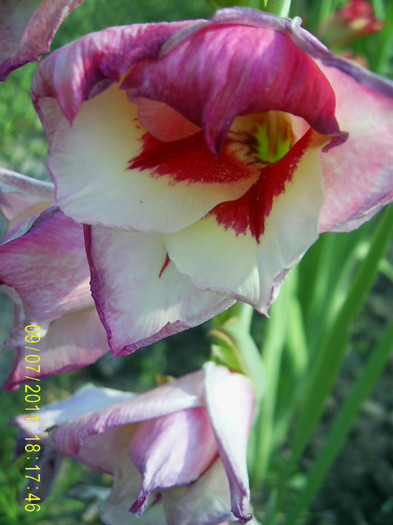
<box><xmin>252</xmin><ymin>112</ymin><xmax>295</xmax><ymax>163</ymax></box>
<box><xmin>228</xmin><ymin>111</ymin><xmax>297</xmax><ymax>167</ymax></box>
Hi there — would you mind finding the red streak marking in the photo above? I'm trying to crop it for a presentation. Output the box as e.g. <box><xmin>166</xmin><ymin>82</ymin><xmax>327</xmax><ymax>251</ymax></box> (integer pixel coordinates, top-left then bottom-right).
<box><xmin>210</xmin><ymin>130</ymin><xmax>313</xmax><ymax>242</ymax></box>
<box><xmin>128</xmin><ymin>131</ymin><xmax>253</xmax><ymax>185</ymax></box>
<box><xmin>159</xmin><ymin>253</ymin><xmax>170</xmax><ymax>278</ymax></box>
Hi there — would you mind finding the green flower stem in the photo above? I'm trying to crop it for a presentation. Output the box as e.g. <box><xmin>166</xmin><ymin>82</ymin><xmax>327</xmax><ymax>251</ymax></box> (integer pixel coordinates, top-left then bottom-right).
<box><xmin>206</xmin><ymin>0</ymin><xmax>261</xmax><ymax>11</ymax></box>
<box><xmin>211</xmin><ymin>301</ymin><xmax>253</xmax><ymax>331</ymax></box>
<box><xmin>252</xmin><ymin>268</ymin><xmax>297</xmax><ymax>485</ymax></box>
<box><xmin>306</xmin><ymin>224</ymin><xmax>372</xmax><ymax>351</ymax></box>
<box><xmin>315</xmin><ymin>0</ymin><xmax>334</xmax><ymax>30</ymax></box>
<box><xmin>371</xmin><ymin>0</ymin><xmax>386</xmax><ymax>20</ymax></box>
<box><xmin>371</xmin><ymin>1</ymin><xmax>393</xmax><ymax>75</ymax></box>
<box><xmin>271</xmin><ymin>293</ymin><xmax>308</xmax><ymax>447</ymax></box>
<box><xmin>263</xmin><ymin>0</ymin><xmax>291</xmax><ymax>17</ymax></box>
<box><xmin>210</xmin><ymin>302</ymin><xmax>266</xmax><ymax>401</ymax></box>
<box><xmin>231</xmin><ymin>301</ymin><xmax>254</xmax><ymax>331</ymax></box>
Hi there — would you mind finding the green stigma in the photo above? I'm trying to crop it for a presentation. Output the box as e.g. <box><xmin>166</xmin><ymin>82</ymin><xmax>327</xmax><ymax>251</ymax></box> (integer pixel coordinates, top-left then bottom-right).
<box><xmin>253</xmin><ymin>112</ymin><xmax>294</xmax><ymax>164</ymax></box>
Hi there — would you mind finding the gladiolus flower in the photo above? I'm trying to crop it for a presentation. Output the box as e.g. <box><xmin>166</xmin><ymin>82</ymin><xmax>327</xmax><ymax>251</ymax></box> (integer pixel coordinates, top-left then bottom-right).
<box><xmin>337</xmin><ymin>0</ymin><xmax>384</xmax><ymax>35</ymax></box>
<box><xmin>31</xmin><ymin>8</ymin><xmax>393</xmax><ymax>355</ymax></box>
<box><xmin>319</xmin><ymin>0</ymin><xmax>384</xmax><ymax>48</ymax></box>
<box><xmin>0</xmin><ymin>168</ymin><xmax>108</xmax><ymax>389</ymax></box>
<box><xmin>0</xmin><ymin>0</ymin><xmax>83</xmax><ymax>80</ymax></box>
<box><xmin>12</xmin><ymin>362</ymin><xmax>257</xmax><ymax>524</ymax></box>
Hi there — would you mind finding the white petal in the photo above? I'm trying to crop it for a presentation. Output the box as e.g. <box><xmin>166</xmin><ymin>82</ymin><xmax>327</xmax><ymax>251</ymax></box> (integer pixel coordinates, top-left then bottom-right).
<box><xmin>87</xmin><ymin>226</ymin><xmax>233</xmax><ymax>355</ymax></box>
<box><xmin>49</xmin><ymin>84</ymin><xmax>256</xmax><ymax>233</ymax></box>
<box><xmin>166</xmin><ymin>131</ymin><xmax>327</xmax><ymax>313</ymax></box>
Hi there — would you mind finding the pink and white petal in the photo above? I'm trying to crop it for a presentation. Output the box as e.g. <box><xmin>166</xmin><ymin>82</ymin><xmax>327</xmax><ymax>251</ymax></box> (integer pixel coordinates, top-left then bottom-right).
<box><xmin>42</xmin><ymin>371</ymin><xmax>206</xmax><ymax>460</ymax></box>
<box><xmin>0</xmin><ymin>167</ymin><xmax>54</xmax><ymax>202</ymax></box>
<box><xmin>132</xmin><ymin>97</ymin><xmax>200</xmax><ymax>142</ymax></box>
<box><xmin>32</xmin><ymin>21</ymin><xmax>196</xmax><ymax>125</ymax></box>
<box><xmin>317</xmin><ymin>64</ymin><xmax>393</xmax><ymax>232</ymax></box>
<box><xmin>0</xmin><ymin>0</ymin><xmax>83</xmax><ymax>80</ymax></box>
<box><xmin>85</xmin><ymin>225</ymin><xmax>234</xmax><ymax>355</ymax></box>
<box><xmin>282</xmin><ymin>14</ymin><xmax>393</xmax><ymax>100</ymax></box>
<box><xmin>103</xmin><ymin>503</ymin><xmax>167</xmax><ymax>525</ymax></box>
<box><xmin>102</xmin><ymin>442</ymin><xmax>168</xmax><ymax>525</ymax></box>
<box><xmin>0</xmin><ymin>207</ymin><xmax>92</xmax><ymax>328</ymax></box>
<box><xmin>162</xmin><ymin>458</ymin><xmax>233</xmax><ymax>525</ymax></box>
<box><xmin>129</xmin><ymin>408</ymin><xmax>217</xmax><ymax>516</ymax></box>
<box><xmin>103</xmin><ymin>500</ymin><xmax>167</xmax><ymax>525</ymax></box>
<box><xmin>3</xmin><ymin>306</ymin><xmax>109</xmax><ymax>390</ymax></box>
<box><xmin>48</xmin><ymin>84</ymin><xmax>257</xmax><ymax>233</ymax></box>
<box><xmin>11</xmin><ymin>383</ymin><xmax>136</xmax><ymax>443</ymax></box>
<box><xmin>165</xmin><ymin>131</ymin><xmax>327</xmax><ymax>313</ymax></box>
<box><xmin>203</xmin><ymin>363</ymin><xmax>255</xmax><ymax>522</ymax></box>
<box><xmin>71</xmin><ymin>426</ymin><xmax>136</xmax><ymax>474</ymax></box>
<box><xmin>103</xmin><ymin>472</ymin><xmax>166</xmax><ymax>525</ymax></box>
<box><xmin>127</xmin><ymin>23</ymin><xmax>342</xmax><ymax>154</ymax></box>
<box><xmin>0</xmin><ymin>168</ymin><xmax>54</xmax><ymax>236</ymax></box>
<box><xmin>210</xmin><ymin>8</ymin><xmax>393</xmax><ymax>99</ymax></box>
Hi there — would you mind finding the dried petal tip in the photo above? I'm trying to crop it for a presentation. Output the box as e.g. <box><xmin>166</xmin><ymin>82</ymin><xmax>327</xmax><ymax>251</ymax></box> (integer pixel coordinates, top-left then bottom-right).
<box><xmin>0</xmin><ymin>0</ymin><xmax>83</xmax><ymax>80</ymax></box>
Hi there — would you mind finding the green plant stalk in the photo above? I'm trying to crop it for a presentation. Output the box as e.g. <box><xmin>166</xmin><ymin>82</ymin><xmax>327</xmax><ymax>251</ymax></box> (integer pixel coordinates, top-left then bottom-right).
<box><xmin>210</xmin><ymin>301</ymin><xmax>266</xmax><ymax>402</ymax></box>
<box><xmin>306</xmin><ymin>224</ymin><xmax>372</xmax><ymax>352</ymax></box>
<box><xmin>379</xmin><ymin>258</ymin><xmax>393</xmax><ymax>283</ymax></box>
<box><xmin>211</xmin><ymin>300</ymin><xmax>253</xmax><ymax>331</ymax></box>
<box><xmin>251</xmin><ymin>268</ymin><xmax>297</xmax><ymax>485</ymax></box>
<box><xmin>206</xmin><ymin>0</ymin><xmax>261</xmax><ymax>10</ymax></box>
<box><xmin>315</xmin><ymin>0</ymin><xmax>334</xmax><ymax>28</ymax></box>
<box><xmin>371</xmin><ymin>1</ymin><xmax>393</xmax><ymax>75</ymax></box>
<box><xmin>371</xmin><ymin>0</ymin><xmax>386</xmax><ymax>20</ymax></box>
<box><xmin>291</xmin><ymin>204</ymin><xmax>393</xmax><ymax>468</ymax></box>
<box><xmin>285</xmin><ymin>318</ymin><xmax>393</xmax><ymax>525</ymax></box>
<box><xmin>271</xmin><ymin>295</ymin><xmax>309</xmax><ymax>448</ymax></box>
<box><xmin>264</xmin><ymin>0</ymin><xmax>292</xmax><ymax>17</ymax></box>
<box><xmin>286</xmin><ymin>295</ymin><xmax>308</xmax><ymax>378</ymax></box>
<box><xmin>265</xmin><ymin>206</ymin><xmax>393</xmax><ymax>524</ymax></box>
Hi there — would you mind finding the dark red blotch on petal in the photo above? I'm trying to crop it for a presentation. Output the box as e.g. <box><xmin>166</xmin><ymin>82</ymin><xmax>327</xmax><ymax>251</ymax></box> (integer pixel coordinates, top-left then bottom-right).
<box><xmin>128</xmin><ymin>131</ymin><xmax>255</xmax><ymax>185</ymax></box>
<box><xmin>127</xmin><ymin>24</ymin><xmax>341</xmax><ymax>154</ymax></box>
<box><xmin>159</xmin><ymin>253</ymin><xmax>170</xmax><ymax>278</ymax></box>
<box><xmin>211</xmin><ymin>130</ymin><xmax>314</xmax><ymax>241</ymax></box>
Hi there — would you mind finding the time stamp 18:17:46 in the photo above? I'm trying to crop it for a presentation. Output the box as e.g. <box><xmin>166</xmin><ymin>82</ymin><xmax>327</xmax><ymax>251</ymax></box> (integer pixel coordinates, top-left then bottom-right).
<box><xmin>23</xmin><ymin>323</ymin><xmax>43</xmax><ymax>513</ymax></box>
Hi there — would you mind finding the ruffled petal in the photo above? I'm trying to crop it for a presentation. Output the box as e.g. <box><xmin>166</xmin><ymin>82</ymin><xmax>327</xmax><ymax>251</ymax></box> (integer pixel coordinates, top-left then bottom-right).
<box><xmin>3</xmin><ymin>306</ymin><xmax>109</xmax><ymax>390</ymax></box>
<box><xmin>11</xmin><ymin>383</ymin><xmax>136</xmax><ymax>439</ymax></box>
<box><xmin>126</xmin><ymin>19</ymin><xmax>342</xmax><ymax>154</ymax></box>
<box><xmin>130</xmin><ymin>408</ymin><xmax>217</xmax><ymax>516</ymax></box>
<box><xmin>0</xmin><ymin>0</ymin><xmax>83</xmax><ymax>80</ymax></box>
<box><xmin>33</xmin><ymin>372</ymin><xmax>205</xmax><ymax>460</ymax></box>
<box><xmin>32</xmin><ymin>21</ymin><xmax>197</xmax><ymax>125</ymax></box>
<box><xmin>317</xmin><ymin>63</ymin><xmax>393</xmax><ymax>232</ymax></box>
<box><xmin>165</xmin><ymin>131</ymin><xmax>327</xmax><ymax>312</ymax></box>
<box><xmin>12</xmin><ymin>368</ymin><xmax>254</xmax><ymax>524</ymax></box>
<box><xmin>0</xmin><ymin>207</ymin><xmax>92</xmax><ymax>329</ymax></box>
<box><xmin>102</xmin><ymin>452</ymin><xmax>166</xmax><ymax>525</ymax></box>
<box><xmin>204</xmin><ymin>363</ymin><xmax>255</xmax><ymax>522</ymax></box>
<box><xmin>85</xmin><ymin>225</ymin><xmax>234</xmax><ymax>355</ymax></box>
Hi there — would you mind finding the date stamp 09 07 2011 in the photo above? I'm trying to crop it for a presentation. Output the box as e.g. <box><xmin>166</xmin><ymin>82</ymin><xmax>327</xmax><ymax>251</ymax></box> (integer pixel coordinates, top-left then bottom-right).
<box><xmin>23</xmin><ymin>324</ymin><xmax>43</xmax><ymax>513</ymax></box>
